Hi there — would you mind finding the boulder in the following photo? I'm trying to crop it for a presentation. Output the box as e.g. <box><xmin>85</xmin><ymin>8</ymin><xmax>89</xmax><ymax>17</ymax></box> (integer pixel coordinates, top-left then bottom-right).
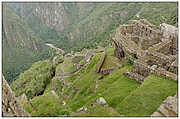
<box><xmin>77</xmin><ymin>106</ymin><xmax>87</xmax><ymax>112</ymax></box>
<box><xmin>62</xmin><ymin>101</ymin><xmax>66</xmax><ymax>106</ymax></box>
<box><xmin>96</xmin><ymin>97</ymin><xmax>107</xmax><ymax>105</ymax></box>
<box><xmin>151</xmin><ymin>65</ymin><xmax>157</xmax><ymax>70</ymax></box>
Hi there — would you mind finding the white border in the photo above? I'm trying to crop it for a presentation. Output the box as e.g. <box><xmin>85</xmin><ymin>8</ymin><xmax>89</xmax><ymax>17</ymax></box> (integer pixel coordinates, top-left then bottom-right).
<box><xmin>0</xmin><ymin>0</ymin><xmax>179</xmax><ymax>119</ymax></box>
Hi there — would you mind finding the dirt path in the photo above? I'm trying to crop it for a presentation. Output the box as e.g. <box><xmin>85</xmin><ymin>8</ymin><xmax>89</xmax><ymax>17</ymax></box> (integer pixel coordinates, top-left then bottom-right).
<box><xmin>45</xmin><ymin>43</ymin><xmax>65</xmax><ymax>54</ymax></box>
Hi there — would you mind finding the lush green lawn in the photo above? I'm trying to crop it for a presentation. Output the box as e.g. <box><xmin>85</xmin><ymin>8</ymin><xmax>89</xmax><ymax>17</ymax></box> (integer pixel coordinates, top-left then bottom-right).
<box><xmin>106</xmin><ymin>46</ymin><xmax>114</xmax><ymax>56</ymax></box>
<box><xmin>30</xmin><ymin>92</ymin><xmax>69</xmax><ymax>116</ymax></box>
<box><xmin>71</xmin><ymin>103</ymin><xmax>120</xmax><ymax>117</ymax></box>
<box><xmin>56</xmin><ymin>57</ymin><xmax>76</xmax><ymax>75</ymax></box>
<box><xmin>44</xmin><ymin>77</ymin><xmax>63</xmax><ymax>96</ymax></box>
<box><xmin>102</xmin><ymin>56</ymin><xmax>122</xmax><ymax>68</ymax></box>
<box><xmin>97</xmin><ymin>65</ymin><xmax>140</xmax><ymax>108</ymax></box>
<box><xmin>67</xmin><ymin>63</ymin><xmax>140</xmax><ymax>116</ymax></box>
<box><xmin>64</xmin><ymin>54</ymin><xmax>102</xmax><ymax>111</ymax></box>
<box><xmin>117</xmin><ymin>75</ymin><xmax>178</xmax><ymax>117</ymax></box>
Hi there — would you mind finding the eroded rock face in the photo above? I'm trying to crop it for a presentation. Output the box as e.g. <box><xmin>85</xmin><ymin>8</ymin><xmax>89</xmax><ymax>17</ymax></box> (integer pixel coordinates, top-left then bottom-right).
<box><xmin>2</xmin><ymin>77</ymin><xmax>30</xmax><ymax>117</ymax></box>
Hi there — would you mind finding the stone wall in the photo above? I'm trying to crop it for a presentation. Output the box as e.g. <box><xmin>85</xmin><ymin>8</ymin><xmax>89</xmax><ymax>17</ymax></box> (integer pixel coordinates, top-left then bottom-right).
<box><xmin>119</xmin><ymin>25</ymin><xmax>133</xmax><ymax>35</ymax></box>
<box><xmin>151</xmin><ymin>93</ymin><xmax>178</xmax><ymax>117</ymax></box>
<box><xmin>112</xmin><ymin>19</ymin><xmax>178</xmax><ymax>83</ymax></box>
<box><xmin>131</xmin><ymin>20</ymin><xmax>162</xmax><ymax>41</ymax></box>
<box><xmin>2</xmin><ymin>77</ymin><xmax>30</xmax><ymax>117</ymax></box>
<box><xmin>132</xmin><ymin>61</ymin><xmax>151</xmax><ymax>77</ymax></box>
<box><xmin>123</xmin><ymin>70</ymin><xmax>145</xmax><ymax>83</ymax></box>
<box><xmin>152</xmin><ymin>68</ymin><xmax>177</xmax><ymax>81</ymax></box>
<box><xmin>95</xmin><ymin>48</ymin><xmax>107</xmax><ymax>73</ymax></box>
<box><xmin>160</xmin><ymin>23</ymin><xmax>178</xmax><ymax>40</ymax></box>
<box><xmin>171</xmin><ymin>34</ymin><xmax>178</xmax><ymax>55</ymax></box>
<box><xmin>100</xmin><ymin>67</ymin><xmax>114</xmax><ymax>75</ymax></box>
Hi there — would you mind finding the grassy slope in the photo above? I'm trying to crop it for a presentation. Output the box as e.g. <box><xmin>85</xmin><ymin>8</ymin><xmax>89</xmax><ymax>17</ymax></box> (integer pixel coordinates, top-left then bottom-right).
<box><xmin>97</xmin><ymin>65</ymin><xmax>140</xmax><ymax>108</ymax></box>
<box><xmin>44</xmin><ymin>77</ymin><xmax>63</xmax><ymax>96</ymax></box>
<box><xmin>30</xmin><ymin>92</ymin><xmax>68</xmax><ymax>116</ymax></box>
<box><xmin>71</xmin><ymin>103</ymin><xmax>120</xmax><ymax>117</ymax></box>
<box><xmin>64</xmin><ymin>54</ymin><xmax>102</xmax><ymax>111</ymax></box>
<box><xmin>117</xmin><ymin>75</ymin><xmax>177</xmax><ymax>116</ymax></box>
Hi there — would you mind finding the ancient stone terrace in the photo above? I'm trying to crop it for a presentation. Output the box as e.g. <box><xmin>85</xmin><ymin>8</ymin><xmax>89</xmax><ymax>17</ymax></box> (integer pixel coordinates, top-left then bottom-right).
<box><xmin>113</xmin><ymin>19</ymin><xmax>178</xmax><ymax>83</ymax></box>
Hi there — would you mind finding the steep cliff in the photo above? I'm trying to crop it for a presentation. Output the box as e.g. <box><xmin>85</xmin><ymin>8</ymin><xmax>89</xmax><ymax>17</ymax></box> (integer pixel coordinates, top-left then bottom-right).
<box><xmin>2</xmin><ymin>4</ymin><xmax>55</xmax><ymax>83</ymax></box>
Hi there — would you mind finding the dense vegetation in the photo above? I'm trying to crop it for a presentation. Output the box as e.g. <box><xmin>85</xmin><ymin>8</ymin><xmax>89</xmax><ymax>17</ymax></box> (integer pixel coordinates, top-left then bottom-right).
<box><xmin>11</xmin><ymin>60</ymin><xmax>55</xmax><ymax>99</ymax></box>
<box><xmin>2</xmin><ymin>4</ymin><xmax>56</xmax><ymax>83</ymax></box>
<box><xmin>10</xmin><ymin>3</ymin><xmax>177</xmax><ymax>53</ymax></box>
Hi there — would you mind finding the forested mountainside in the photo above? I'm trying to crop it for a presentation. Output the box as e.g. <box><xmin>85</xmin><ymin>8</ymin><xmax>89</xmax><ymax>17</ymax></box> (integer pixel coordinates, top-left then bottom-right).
<box><xmin>2</xmin><ymin>4</ymin><xmax>56</xmax><ymax>83</ymax></box>
<box><xmin>10</xmin><ymin>2</ymin><xmax>177</xmax><ymax>52</ymax></box>
<box><xmin>3</xmin><ymin>2</ymin><xmax>177</xmax><ymax>83</ymax></box>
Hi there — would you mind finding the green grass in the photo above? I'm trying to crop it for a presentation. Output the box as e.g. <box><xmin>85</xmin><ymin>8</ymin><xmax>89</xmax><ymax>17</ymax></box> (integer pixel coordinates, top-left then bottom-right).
<box><xmin>96</xmin><ymin>65</ymin><xmax>140</xmax><ymax>108</ymax></box>
<box><xmin>102</xmin><ymin>56</ymin><xmax>122</xmax><ymax>69</ymax></box>
<box><xmin>30</xmin><ymin>92</ymin><xmax>69</xmax><ymax>116</ymax></box>
<box><xmin>71</xmin><ymin>103</ymin><xmax>120</xmax><ymax>117</ymax></box>
<box><xmin>63</xmin><ymin>54</ymin><xmax>102</xmax><ymax>111</ymax></box>
<box><xmin>56</xmin><ymin>57</ymin><xmax>76</xmax><ymax>76</ymax></box>
<box><xmin>106</xmin><ymin>46</ymin><xmax>114</xmax><ymax>56</ymax></box>
<box><xmin>44</xmin><ymin>77</ymin><xmax>63</xmax><ymax>96</ymax></box>
<box><xmin>117</xmin><ymin>75</ymin><xmax>177</xmax><ymax>117</ymax></box>
<box><xmin>19</xmin><ymin>95</ymin><xmax>34</xmax><ymax>114</ymax></box>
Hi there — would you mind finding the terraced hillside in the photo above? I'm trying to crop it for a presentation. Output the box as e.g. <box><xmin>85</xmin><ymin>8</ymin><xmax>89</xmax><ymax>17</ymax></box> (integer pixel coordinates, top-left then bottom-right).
<box><xmin>10</xmin><ymin>46</ymin><xmax>177</xmax><ymax>117</ymax></box>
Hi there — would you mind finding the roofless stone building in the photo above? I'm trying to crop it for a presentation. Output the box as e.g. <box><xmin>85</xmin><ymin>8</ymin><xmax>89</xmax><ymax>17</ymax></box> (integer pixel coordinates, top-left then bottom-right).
<box><xmin>112</xmin><ymin>19</ymin><xmax>178</xmax><ymax>83</ymax></box>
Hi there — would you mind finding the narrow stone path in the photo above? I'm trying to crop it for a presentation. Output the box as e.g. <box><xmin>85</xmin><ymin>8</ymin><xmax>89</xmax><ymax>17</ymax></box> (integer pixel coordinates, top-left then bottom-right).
<box><xmin>45</xmin><ymin>43</ymin><xmax>65</xmax><ymax>54</ymax></box>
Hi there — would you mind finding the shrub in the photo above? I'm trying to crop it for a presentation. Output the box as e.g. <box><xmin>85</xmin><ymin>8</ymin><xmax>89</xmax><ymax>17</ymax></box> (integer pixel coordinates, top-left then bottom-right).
<box><xmin>127</xmin><ymin>56</ymin><xmax>136</xmax><ymax>65</ymax></box>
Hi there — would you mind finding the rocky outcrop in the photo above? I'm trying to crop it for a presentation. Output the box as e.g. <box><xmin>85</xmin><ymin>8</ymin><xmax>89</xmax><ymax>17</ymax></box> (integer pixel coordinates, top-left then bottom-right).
<box><xmin>2</xmin><ymin>77</ymin><xmax>30</xmax><ymax>117</ymax></box>
<box><xmin>151</xmin><ymin>93</ymin><xmax>178</xmax><ymax>117</ymax></box>
<box><xmin>96</xmin><ymin>97</ymin><xmax>107</xmax><ymax>105</ymax></box>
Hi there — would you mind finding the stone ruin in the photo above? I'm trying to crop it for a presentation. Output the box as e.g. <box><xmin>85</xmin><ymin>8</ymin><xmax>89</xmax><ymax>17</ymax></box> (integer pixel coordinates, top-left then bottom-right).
<box><xmin>112</xmin><ymin>19</ymin><xmax>178</xmax><ymax>83</ymax></box>
<box><xmin>2</xmin><ymin>76</ymin><xmax>30</xmax><ymax>117</ymax></box>
<box><xmin>151</xmin><ymin>93</ymin><xmax>178</xmax><ymax>117</ymax></box>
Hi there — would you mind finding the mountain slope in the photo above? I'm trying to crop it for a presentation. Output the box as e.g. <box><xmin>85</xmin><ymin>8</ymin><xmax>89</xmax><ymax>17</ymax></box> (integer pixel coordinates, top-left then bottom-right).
<box><xmin>2</xmin><ymin>4</ymin><xmax>55</xmax><ymax>83</ymax></box>
<box><xmin>11</xmin><ymin>2</ymin><xmax>177</xmax><ymax>53</ymax></box>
